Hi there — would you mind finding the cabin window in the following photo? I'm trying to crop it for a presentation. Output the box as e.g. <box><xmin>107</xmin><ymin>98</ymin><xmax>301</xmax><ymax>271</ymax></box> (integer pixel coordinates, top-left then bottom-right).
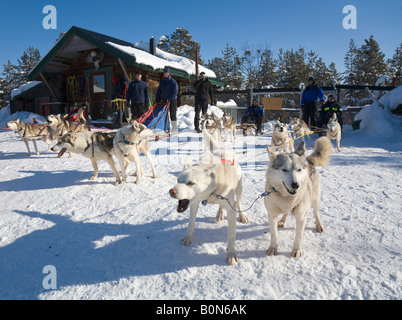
<box><xmin>93</xmin><ymin>74</ymin><xmax>105</xmax><ymax>93</ymax></box>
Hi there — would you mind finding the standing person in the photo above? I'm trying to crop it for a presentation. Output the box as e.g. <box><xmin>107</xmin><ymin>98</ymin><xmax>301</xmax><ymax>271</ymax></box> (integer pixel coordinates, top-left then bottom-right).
<box><xmin>241</xmin><ymin>99</ymin><xmax>264</xmax><ymax>135</ymax></box>
<box><xmin>193</xmin><ymin>71</ymin><xmax>214</xmax><ymax>133</ymax></box>
<box><xmin>300</xmin><ymin>76</ymin><xmax>325</xmax><ymax>130</ymax></box>
<box><xmin>126</xmin><ymin>70</ymin><xmax>149</xmax><ymax>120</ymax></box>
<box><xmin>156</xmin><ymin>67</ymin><xmax>179</xmax><ymax>133</ymax></box>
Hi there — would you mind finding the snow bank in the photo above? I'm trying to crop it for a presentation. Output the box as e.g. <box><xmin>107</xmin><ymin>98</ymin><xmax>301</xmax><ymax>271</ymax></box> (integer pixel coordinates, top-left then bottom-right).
<box><xmin>177</xmin><ymin>104</ymin><xmax>224</xmax><ymax>130</ymax></box>
<box><xmin>355</xmin><ymin>85</ymin><xmax>402</xmax><ymax>138</ymax></box>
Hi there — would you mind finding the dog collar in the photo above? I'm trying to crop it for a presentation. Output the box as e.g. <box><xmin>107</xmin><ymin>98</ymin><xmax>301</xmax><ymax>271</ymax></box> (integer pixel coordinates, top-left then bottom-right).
<box><xmin>122</xmin><ymin>134</ymin><xmax>138</xmax><ymax>145</ymax></box>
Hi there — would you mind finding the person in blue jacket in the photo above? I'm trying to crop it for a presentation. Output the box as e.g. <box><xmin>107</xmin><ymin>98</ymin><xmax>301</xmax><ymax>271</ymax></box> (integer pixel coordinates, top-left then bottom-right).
<box><xmin>156</xmin><ymin>67</ymin><xmax>179</xmax><ymax>133</ymax></box>
<box><xmin>301</xmin><ymin>76</ymin><xmax>325</xmax><ymax>130</ymax></box>
<box><xmin>126</xmin><ymin>70</ymin><xmax>149</xmax><ymax>120</ymax></box>
<box><xmin>241</xmin><ymin>99</ymin><xmax>264</xmax><ymax>135</ymax></box>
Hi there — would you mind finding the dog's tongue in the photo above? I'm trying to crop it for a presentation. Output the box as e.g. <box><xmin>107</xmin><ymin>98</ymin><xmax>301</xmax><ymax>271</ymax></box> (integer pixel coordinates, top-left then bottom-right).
<box><xmin>177</xmin><ymin>199</ymin><xmax>190</xmax><ymax>213</ymax></box>
<box><xmin>57</xmin><ymin>148</ymin><xmax>67</xmax><ymax>158</ymax></box>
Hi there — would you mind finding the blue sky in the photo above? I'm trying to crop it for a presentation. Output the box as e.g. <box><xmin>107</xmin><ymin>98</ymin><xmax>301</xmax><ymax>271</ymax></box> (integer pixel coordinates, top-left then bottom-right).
<box><xmin>0</xmin><ymin>0</ymin><xmax>401</xmax><ymax>76</ymax></box>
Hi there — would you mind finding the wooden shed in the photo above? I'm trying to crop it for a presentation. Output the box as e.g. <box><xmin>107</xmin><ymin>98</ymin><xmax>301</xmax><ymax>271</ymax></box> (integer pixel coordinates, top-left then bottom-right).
<box><xmin>12</xmin><ymin>26</ymin><xmax>224</xmax><ymax>125</ymax></box>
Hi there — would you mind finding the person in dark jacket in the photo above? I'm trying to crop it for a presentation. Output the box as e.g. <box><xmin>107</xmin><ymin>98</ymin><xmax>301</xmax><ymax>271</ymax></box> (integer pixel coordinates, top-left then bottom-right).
<box><xmin>193</xmin><ymin>71</ymin><xmax>214</xmax><ymax>132</ymax></box>
<box><xmin>156</xmin><ymin>67</ymin><xmax>179</xmax><ymax>132</ymax></box>
<box><xmin>241</xmin><ymin>99</ymin><xmax>264</xmax><ymax>135</ymax></box>
<box><xmin>126</xmin><ymin>70</ymin><xmax>149</xmax><ymax>120</ymax></box>
<box><xmin>319</xmin><ymin>94</ymin><xmax>343</xmax><ymax>131</ymax></box>
<box><xmin>300</xmin><ymin>76</ymin><xmax>325</xmax><ymax>130</ymax></box>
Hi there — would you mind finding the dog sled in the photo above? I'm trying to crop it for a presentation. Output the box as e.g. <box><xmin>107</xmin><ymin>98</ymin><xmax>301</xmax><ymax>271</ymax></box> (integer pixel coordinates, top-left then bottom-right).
<box><xmin>136</xmin><ymin>103</ymin><xmax>172</xmax><ymax>139</ymax></box>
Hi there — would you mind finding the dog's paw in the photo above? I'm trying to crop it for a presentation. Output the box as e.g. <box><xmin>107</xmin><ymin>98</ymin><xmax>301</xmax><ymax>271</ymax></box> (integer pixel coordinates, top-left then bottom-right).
<box><xmin>134</xmin><ymin>179</ymin><xmax>141</xmax><ymax>184</ymax></box>
<box><xmin>89</xmin><ymin>176</ymin><xmax>97</xmax><ymax>181</ymax></box>
<box><xmin>226</xmin><ymin>252</ymin><xmax>239</xmax><ymax>265</ymax></box>
<box><xmin>182</xmin><ymin>236</ymin><xmax>193</xmax><ymax>246</ymax></box>
<box><xmin>315</xmin><ymin>222</ymin><xmax>325</xmax><ymax>233</ymax></box>
<box><xmin>290</xmin><ymin>249</ymin><xmax>303</xmax><ymax>258</ymax></box>
<box><xmin>114</xmin><ymin>180</ymin><xmax>122</xmax><ymax>186</ymax></box>
<box><xmin>266</xmin><ymin>246</ymin><xmax>278</xmax><ymax>256</ymax></box>
<box><xmin>238</xmin><ymin>213</ymin><xmax>248</xmax><ymax>224</ymax></box>
<box><xmin>216</xmin><ymin>210</ymin><xmax>224</xmax><ymax>223</ymax></box>
<box><xmin>278</xmin><ymin>221</ymin><xmax>286</xmax><ymax>228</ymax></box>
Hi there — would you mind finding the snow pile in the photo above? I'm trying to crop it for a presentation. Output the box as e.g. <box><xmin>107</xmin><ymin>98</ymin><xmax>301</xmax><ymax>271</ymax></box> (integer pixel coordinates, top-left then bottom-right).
<box><xmin>216</xmin><ymin>99</ymin><xmax>237</xmax><ymax>108</ymax></box>
<box><xmin>177</xmin><ymin>104</ymin><xmax>224</xmax><ymax>130</ymax></box>
<box><xmin>355</xmin><ymin>86</ymin><xmax>402</xmax><ymax>139</ymax></box>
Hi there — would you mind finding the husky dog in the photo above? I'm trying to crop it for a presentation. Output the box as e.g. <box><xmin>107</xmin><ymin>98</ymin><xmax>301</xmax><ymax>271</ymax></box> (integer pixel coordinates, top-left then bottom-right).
<box><xmin>51</xmin><ymin>132</ymin><xmax>122</xmax><ymax>185</ymax></box>
<box><xmin>168</xmin><ymin>121</ymin><xmax>247</xmax><ymax>265</ymax></box>
<box><xmin>289</xmin><ymin>118</ymin><xmax>313</xmax><ymax>147</ymax></box>
<box><xmin>264</xmin><ymin>137</ymin><xmax>331</xmax><ymax>258</ymax></box>
<box><xmin>221</xmin><ymin>112</ymin><xmax>237</xmax><ymax>142</ymax></box>
<box><xmin>272</xmin><ymin>120</ymin><xmax>294</xmax><ymax>153</ymax></box>
<box><xmin>6</xmin><ymin>119</ymin><xmax>53</xmax><ymax>156</ymax></box>
<box><xmin>326</xmin><ymin>113</ymin><xmax>342</xmax><ymax>152</ymax></box>
<box><xmin>113</xmin><ymin>120</ymin><xmax>157</xmax><ymax>184</ymax></box>
<box><xmin>47</xmin><ymin>108</ymin><xmax>89</xmax><ymax>158</ymax></box>
<box><xmin>202</xmin><ymin>112</ymin><xmax>222</xmax><ymax>142</ymax></box>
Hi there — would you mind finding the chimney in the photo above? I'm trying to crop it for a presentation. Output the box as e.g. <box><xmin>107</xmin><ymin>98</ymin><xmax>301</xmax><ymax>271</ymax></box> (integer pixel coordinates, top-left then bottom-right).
<box><xmin>150</xmin><ymin>37</ymin><xmax>156</xmax><ymax>55</ymax></box>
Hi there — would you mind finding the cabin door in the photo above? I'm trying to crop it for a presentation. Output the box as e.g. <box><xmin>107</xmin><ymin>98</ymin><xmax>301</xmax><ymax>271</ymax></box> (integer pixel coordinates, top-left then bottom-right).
<box><xmin>90</xmin><ymin>72</ymin><xmax>107</xmax><ymax>119</ymax></box>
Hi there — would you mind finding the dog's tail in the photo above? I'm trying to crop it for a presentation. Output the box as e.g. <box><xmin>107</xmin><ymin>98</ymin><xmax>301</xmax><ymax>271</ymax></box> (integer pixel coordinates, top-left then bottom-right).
<box><xmin>77</xmin><ymin>107</ymin><xmax>86</xmax><ymax>125</ymax></box>
<box><xmin>308</xmin><ymin>137</ymin><xmax>332</xmax><ymax>167</ymax></box>
<box><xmin>202</xmin><ymin>120</ymin><xmax>221</xmax><ymax>154</ymax></box>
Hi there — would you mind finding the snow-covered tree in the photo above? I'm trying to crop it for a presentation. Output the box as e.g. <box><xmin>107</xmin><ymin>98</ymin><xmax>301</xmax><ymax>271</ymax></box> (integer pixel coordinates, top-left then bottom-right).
<box><xmin>158</xmin><ymin>28</ymin><xmax>203</xmax><ymax>64</ymax></box>
<box><xmin>355</xmin><ymin>35</ymin><xmax>388</xmax><ymax>85</ymax></box>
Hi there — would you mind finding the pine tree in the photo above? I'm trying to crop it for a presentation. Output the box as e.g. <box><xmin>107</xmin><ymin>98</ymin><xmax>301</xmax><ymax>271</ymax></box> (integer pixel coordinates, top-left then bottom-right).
<box><xmin>157</xmin><ymin>28</ymin><xmax>203</xmax><ymax>64</ymax></box>
<box><xmin>355</xmin><ymin>35</ymin><xmax>388</xmax><ymax>85</ymax></box>
<box><xmin>15</xmin><ymin>46</ymin><xmax>41</xmax><ymax>87</ymax></box>
<box><xmin>344</xmin><ymin>39</ymin><xmax>358</xmax><ymax>84</ymax></box>
<box><xmin>258</xmin><ymin>48</ymin><xmax>277</xmax><ymax>87</ymax></box>
<box><xmin>0</xmin><ymin>77</ymin><xmax>7</xmax><ymax>108</ymax></box>
<box><xmin>388</xmin><ymin>43</ymin><xmax>402</xmax><ymax>85</ymax></box>
<box><xmin>1</xmin><ymin>60</ymin><xmax>17</xmax><ymax>104</ymax></box>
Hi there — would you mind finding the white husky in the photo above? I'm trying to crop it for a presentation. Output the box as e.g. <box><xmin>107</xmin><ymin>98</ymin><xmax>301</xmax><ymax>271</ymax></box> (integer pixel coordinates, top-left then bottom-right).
<box><xmin>113</xmin><ymin>121</ymin><xmax>157</xmax><ymax>184</ymax></box>
<box><xmin>272</xmin><ymin>120</ymin><xmax>294</xmax><ymax>152</ymax></box>
<box><xmin>168</xmin><ymin>121</ymin><xmax>247</xmax><ymax>265</ymax></box>
<box><xmin>264</xmin><ymin>137</ymin><xmax>332</xmax><ymax>258</ymax></box>
<box><xmin>326</xmin><ymin>113</ymin><xmax>342</xmax><ymax>152</ymax></box>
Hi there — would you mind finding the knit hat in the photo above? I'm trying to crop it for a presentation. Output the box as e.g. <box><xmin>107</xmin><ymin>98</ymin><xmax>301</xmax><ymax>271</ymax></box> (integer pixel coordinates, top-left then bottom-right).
<box><xmin>308</xmin><ymin>76</ymin><xmax>315</xmax><ymax>82</ymax></box>
<box><xmin>134</xmin><ymin>69</ymin><xmax>142</xmax><ymax>75</ymax></box>
<box><xmin>163</xmin><ymin>67</ymin><xmax>170</xmax><ymax>74</ymax></box>
<box><xmin>200</xmin><ymin>71</ymin><xmax>206</xmax><ymax>77</ymax></box>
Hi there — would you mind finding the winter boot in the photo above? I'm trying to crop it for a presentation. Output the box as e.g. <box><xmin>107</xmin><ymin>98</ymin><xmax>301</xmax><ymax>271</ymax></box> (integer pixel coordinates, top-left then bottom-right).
<box><xmin>171</xmin><ymin>121</ymin><xmax>178</xmax><ymax>134</ymax></box>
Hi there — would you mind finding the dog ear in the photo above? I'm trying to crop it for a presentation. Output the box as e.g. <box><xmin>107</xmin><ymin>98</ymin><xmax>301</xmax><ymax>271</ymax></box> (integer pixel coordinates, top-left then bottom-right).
<box><xmin>205</xmin><ymin>164</ymin><xmax>217</xmax><ymax>178</ymax></box>
<box><xmin>294</xmin><ymin>141</ymin><xmax>306</xmax><ymax>156</ymax></box>
<box><xmin>184</xmin><ymin>155</ymin><xmax>193</xmax><ymax>168</ymax></box>
<box><xmin>266</xmin><ymin>144</ymin><xmax>277</xmax><ymax>161</ymax></box>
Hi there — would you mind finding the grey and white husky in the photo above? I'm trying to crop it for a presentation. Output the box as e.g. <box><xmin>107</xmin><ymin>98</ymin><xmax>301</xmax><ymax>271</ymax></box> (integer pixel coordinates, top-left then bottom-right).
<box><xmin>264</xmin><ymin>137</ymin><xmax>332</xmax><ymax>258</ymax></box>
<box><xmin>113</xmin><ymin>121</ymin><xmax>157</xmax><ymax>184</ymax></box>
<box><xmin>6</xmin><ymin>119</ymin><xmax>53</xmax><ymax>156</ymax></box>
<box><xmin>51</xmin><ymin>131</ymin><xmax>122</xmax><ymax>185</ymax></box>
<box><xmin>289</xmin><ymin>117</ymin><xmax>313</xmax><ymax>147</ymax></box>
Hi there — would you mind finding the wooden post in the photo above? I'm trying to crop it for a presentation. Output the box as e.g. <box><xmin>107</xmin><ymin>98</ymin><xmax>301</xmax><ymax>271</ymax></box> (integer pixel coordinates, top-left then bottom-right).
<box><xmin>195</xmin><ymin>51</ymin><xmax>199</xmax><ymax>80</ymax></box>
<box><xmin>39</xmin><ymin>72</ymin><xmax>59</xmax><ymax>102</ymax></box>
<box><xmin>118</xmin><ymin>58</ymin><xmax>131</xmax><ymax>83</ymax></box>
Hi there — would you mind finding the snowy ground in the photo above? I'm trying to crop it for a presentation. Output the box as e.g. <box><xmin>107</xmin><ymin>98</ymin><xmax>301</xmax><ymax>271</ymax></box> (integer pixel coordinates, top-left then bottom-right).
<box><xmin>0</xmin><ymin>103</ymin><xmax>401</xmax><ymax>300</ymax></box>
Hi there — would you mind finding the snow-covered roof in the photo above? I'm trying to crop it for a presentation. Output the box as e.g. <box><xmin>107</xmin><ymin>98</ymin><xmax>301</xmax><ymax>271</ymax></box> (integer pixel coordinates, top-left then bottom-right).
<box><xmin>11</xmin><ymin>81</ymin><xmax>42</xmax><ymax>99</ymax></box>
<box><xmin>29</xmin><ymin>26</ymin><xmax>222</xmax><ymax>85</ymax></box>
